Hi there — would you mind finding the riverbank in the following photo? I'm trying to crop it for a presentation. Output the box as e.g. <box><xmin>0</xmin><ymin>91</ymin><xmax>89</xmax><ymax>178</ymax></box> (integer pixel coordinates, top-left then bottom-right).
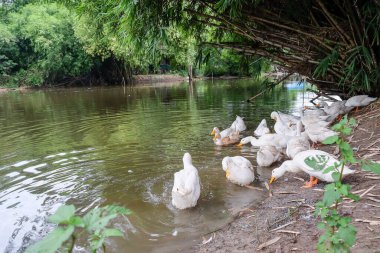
<box><xmin>0</xmin><ymin>74</ymin><xmax>248</xmax><ymax>91</ymax></box>
<box><xmin>195</xmin><ymin>101</ymin><xmax>380</xmax><ymax>253</ymax></box>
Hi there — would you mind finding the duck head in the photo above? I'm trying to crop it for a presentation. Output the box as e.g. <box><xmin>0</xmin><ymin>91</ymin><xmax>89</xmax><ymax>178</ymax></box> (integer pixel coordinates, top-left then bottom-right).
<box><xmin>183</xmin><ymin>152</ymin><xmax>192</xmax><ymax>165</ymax></box>
<box><xmin>269</xmin><ymin>161</ymin><xmax>292</xmax><ymax>184</ymax></box>
<box><xmin>236</xmin><ymin>136</ymin><xmax>254</xmax><ymax>147</ymax></box>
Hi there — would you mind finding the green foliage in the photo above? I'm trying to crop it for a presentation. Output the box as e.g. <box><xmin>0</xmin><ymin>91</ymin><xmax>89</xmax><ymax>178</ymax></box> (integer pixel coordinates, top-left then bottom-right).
<box><xmin>0</xmin><ymin>23</ymin><xmax>18</xmax><ymax>77</ymax></box>
<box><xmin>26</xmin><ymin>204</ymin><xmax>130</xmax><ymax>253</ymax></box>
<box><xmin>313</xmin><ymin>116</ymin><xmax>358</xmax><ymax>252</ymax></box>
<box><xmin>0</xmin><ymin>2</ymin><xmax>93</xmax><ymax>86</ymax></box>
<box><xmin>312</xmin><ymin>115</ymin><xmax>379</xmax><ymax>252</ymax></box>
<box><xmin>313</xmin><ymin>49</ymin><xmax>339</xmax><ymax>78</ymax></box>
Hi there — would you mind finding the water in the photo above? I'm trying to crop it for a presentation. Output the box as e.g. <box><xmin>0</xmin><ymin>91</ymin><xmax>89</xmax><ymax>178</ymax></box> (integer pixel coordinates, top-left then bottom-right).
<box><xmin>0</xmin><ymin>79</ymin><xmax>313</xmax><ymax>252</ymax></box>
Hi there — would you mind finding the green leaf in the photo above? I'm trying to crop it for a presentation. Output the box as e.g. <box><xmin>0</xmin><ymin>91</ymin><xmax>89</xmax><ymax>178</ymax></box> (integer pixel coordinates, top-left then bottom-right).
<box><xmin>341</xmin><ymin>127</ymin><xmax>352</xmax><ymax>135</ymax></box>
<box><xmin>323</xmin><ymin>136</ymin><xmax>339</xmax><ymax>145</ymax></box>
<box><xmin>90</xmin><ymin>235</ymin><xmax>105</xmax><ymax>252</ymax></box>
<box><xmin>48</xmin><ymin>205</ymin><xmax>76</xmax><ymax>224</ymax></box>
<box><xmin>339</xmin><ymin>184</ymin><xmax>350</xmax><ymax>196</ymax></box>
<box><xmin>103</xmin><ymin>228</ymin><xmax>124</xmax><ymax>237</ymax></box>
<box><xmin>70</xmin><ymin>216</ymin><xmax>84</xmax><ymax>227</ymax></box>
<box><xmin>336</xmin><ymin>224</ymin><xmax>357</xmax><ymax>247</ymax></box>
<box><xmin>337</xmin><ymin>216</ymin><xmax>352</xmax><ymax>227</ymax></box>
<box><xmin>347</xmin><ymin>193</ymin><xmax>360</xmax><ymax>201</ymax></box>
<box><xmin>82</xmin><ymin>205</ymin><xmax>129</xmax><ymax>232</ymax></box>
<box><xmin>323</xmin><ymin>183</ymin><xmax>341</xmax><ymax>206</ymax></box>
<box><xmin>348</xmin><ymin>118</ymin><xmax>357</xmax><ymax>126</ymax></box>
<box><xmin>340</xmin><ymin>115</ymin><xmax>348</xmax><ymax>125</ymax></box>
<box><xmin>317</xmin><ymin>222</ymin><xmax>326</xmax><ymax>230</ymax></box>
<box><xmin>332</xmin><ymin>172</ymin><xmax>341</xmax><ymax>182</ymax></box>
<box><xmin>25</xmin><ymin>226</ymin><xmax>74</xmax><ymax>253</ymax></box>
<box><xmin>332</xmin><ymin>123</ymin><xmax>342</xmax><ymax>131</ymax></box>
<box><xmin>362</xmin><ymin>160</ymin><xmax>380</xmax><ymax>175</ymax></box>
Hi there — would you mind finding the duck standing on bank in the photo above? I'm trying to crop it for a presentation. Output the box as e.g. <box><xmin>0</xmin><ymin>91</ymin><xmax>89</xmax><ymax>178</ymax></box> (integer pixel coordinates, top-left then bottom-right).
<box><xmin>286</xmin><ymin>121</ymin><xmax>310</xmax><ymax>159</ymax></box>
<box><xmin>257</xmin><ymin>145</ymin><xmax>282</xmax><ymax>167</ymax></box>
<box><xmin>345</xmin><ymin>95</ymin><xmax>377</xmax><ymax>112</ymax></box>
<box><xmin>172</xmin><ymin>153</ymin><xmax>201</xmax><ymax>209</ymax></box>
<box><xmin>269</xmin><ymin>150</ymin><xmax>355</xmax><ymax>188</ymax></box>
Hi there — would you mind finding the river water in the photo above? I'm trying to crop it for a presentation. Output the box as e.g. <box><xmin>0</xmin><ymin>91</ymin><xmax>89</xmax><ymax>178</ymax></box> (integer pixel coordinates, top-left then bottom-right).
<box><xmin>0</xmin><ymin>79</ymin><xmax>312</xmax><ymax>252</ymax></box>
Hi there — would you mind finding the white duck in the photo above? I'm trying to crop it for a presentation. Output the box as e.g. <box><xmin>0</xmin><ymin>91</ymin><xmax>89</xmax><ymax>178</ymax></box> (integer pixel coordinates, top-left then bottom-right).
<box><xmin>254</xmin><ymin>119</ymin><xmax>270</xmax><ymax>137</ymax></box>
<box><xmin>238</xmin><ymin>134</ymin><xmax>292</xmax><ymax>152</ymax></box>
<box><xmin>172</xmin><ymin>153</ymin><xmax>201</xmax><ymax>209</ymax></box>
<box><xmin>319</xmin><ymin>101</ymin><xmax>354</xmax><ymax>116</ymax></box>
<box><xmin>286</xmin><ymin>121</ymin><xmax>310</xmax><ymax>159</ymax></box>
<box><xmin>257</xmin><ymin>145</ymin><xmax>282</xmax><ymax>167</ymax></box>
<box><xmin>222</xmin><ymin>156</ymin><xmax>255</xmax><ymax>186</ymax></box>
<box><xmin>301</xmin><ymin>115</ymin><xmax>331</xmax><ymax>128</ymax></box>
<box><xmin>269</xmin><ymin>150</ymin><xmax>355</xmax><ymax>188</ymax></box>
<box><xmin>345</xmin><ymin>95</ymin><xmax>377</xmax><ymax>111</ymax></box>
<box><xmin>210</xmin><ymin>127</ymin><xmax>234</xmax><ymax>140</ymax></box>
<box><xmin>303</xmin><ymin>108</ymin><xmax>326</xmax><ymax>117</ymax></box>
<box><xmin>272</xmin><ymin>111</ymin><xmax>300</xmax><ymax>123</ymax></box>
<box><xmin>299</xmin><ymin>108</ymin><xmax>331</xmax><ymax>127</ymax></box>
<box><xmin>214</xmin><ymin>131</ymin><xmax>240</xmax><ymax>146</ymax></box>
<box><xmin>304</xmin><ymin>124</ymin><xmax>338</xmax><ymax>148</ymax></box>
<box><xmin>230</xmin><ymin>115</ymin><xmax>247</xmax><ymax>132</ymax></box>
<box><xmin>271</xmin><ymin>112</ymin><xmax>297</xmax><ymax>136</ymax></box>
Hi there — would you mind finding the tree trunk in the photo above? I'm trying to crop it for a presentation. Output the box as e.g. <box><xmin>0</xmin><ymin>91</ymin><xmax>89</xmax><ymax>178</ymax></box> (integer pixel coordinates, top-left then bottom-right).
<box><xmin>188</xmin><ymin>64</ymin><xmax>193</xmax><ymax>81</ymax></box>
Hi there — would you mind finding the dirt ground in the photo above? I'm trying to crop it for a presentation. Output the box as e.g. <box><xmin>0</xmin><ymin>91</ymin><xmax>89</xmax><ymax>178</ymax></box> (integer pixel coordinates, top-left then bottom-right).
<box><xmin>195</xmin><ymin>101</ymin><xmax>380</xmax><ymax>253</ymax></box>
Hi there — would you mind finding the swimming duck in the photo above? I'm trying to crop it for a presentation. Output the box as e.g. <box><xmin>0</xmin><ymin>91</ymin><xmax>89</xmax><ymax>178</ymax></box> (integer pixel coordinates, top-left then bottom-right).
<box><xmin>214</xmin><ymin>131</ymin><xmax>240</xmax><ymax>146</ymax></box>
<box><xmin>222</xmin><ymin>156</ymin><xmax>255</xmax><ymax>186</ymax></box>
<box><xmin>345</xmin><ymin>95</ymin><xmax>377</xmax><ymax>111</ymax></box>
<box><xmin>254</xmin><ymin>119</ymin><xmax>270</xmax><ymax>137</ymax></box>
<box><xmin>269</xmin><ymin>150</ymin><xmax>355</xmax><ymax>188</ymax></box>
<box><xmin>172</xmin><ymin>153</ymin><xmax>201</xmax><ymax>209</ymax></box>
<box><xmin>210</xmin><ymin>127</ymin><xmax>234</xmax><ymax>140</ymax></box>
<box><xmin>257</xmin><ymin>145</ymin><xmax>282</xmax><ymax>167</ymax></box>
<box><xmin>286</xmin><ymin>121</ymin><xmax>311</xmax><ymax>159</ymax></box>
<box><xmin>230</xmin><ymin>115</ymin><xmax>247</xmax><ymax>132</ymax></box>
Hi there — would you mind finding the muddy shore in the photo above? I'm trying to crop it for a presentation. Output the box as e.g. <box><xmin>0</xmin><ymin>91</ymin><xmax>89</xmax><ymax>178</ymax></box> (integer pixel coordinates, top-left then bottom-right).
<box><xmin>195</xmin><ymin>101</ymin><xmax>380</xmax><ymax>253</ymax></box>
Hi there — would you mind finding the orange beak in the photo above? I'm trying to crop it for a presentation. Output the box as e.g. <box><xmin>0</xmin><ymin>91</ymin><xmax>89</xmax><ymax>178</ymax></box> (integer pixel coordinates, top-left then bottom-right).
<box><xmin>210</xmin><ymin>129</ymin><xmax>215</xmax><ymax>136</ymax></box>
<box><xmin>269</xmin><ymin>176</ymin><xmax>276</xmax><ymax>184</ymax></box>
<box><xmin>236</xmin><ymin>143</ymin><xmax>243</xmax><ymax>147</ymax></box>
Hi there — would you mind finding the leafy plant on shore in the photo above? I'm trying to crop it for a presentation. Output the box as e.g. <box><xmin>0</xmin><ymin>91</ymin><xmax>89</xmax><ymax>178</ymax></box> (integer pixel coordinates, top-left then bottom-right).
<box><xmin>26</xmin><ymin>204</ymin><xmax>131</xmax><ymax>253</ymax></box>
<box><xmin>313</xmin><ymin>115</ymin><xmax>380</xmax><ymax>252</ymax></box>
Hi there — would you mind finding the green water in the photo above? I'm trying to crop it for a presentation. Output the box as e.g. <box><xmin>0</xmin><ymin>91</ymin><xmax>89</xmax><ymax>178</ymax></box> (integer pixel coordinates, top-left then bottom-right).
<box><xmin>0</xmin><ymin>79</ymin><xmax>311</xmax><ymax>252</ymax></box>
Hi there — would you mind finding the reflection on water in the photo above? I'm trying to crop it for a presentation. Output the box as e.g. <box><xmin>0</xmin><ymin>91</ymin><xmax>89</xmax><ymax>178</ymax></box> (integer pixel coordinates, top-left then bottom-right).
<box><xmin>0</xmin><ymin>79</ymin><xmax>313</xmax><ymax>252</ymax></box>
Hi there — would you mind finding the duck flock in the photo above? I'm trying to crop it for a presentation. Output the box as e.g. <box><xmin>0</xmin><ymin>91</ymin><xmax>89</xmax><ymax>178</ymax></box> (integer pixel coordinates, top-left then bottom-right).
<box><xmin>171</xmin><ymin>95</ymin><xmax>377</xmax><ymax>210</ymax></box>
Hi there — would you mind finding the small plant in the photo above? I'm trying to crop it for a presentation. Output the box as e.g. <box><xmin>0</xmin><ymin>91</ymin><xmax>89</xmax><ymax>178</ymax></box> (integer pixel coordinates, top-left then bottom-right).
<box><xmin>312</xmin><ymin>115</ymin><xmax>380</xmax><ymax>252</ymax></box>
<box><xmin>26</xmin><ymin>204</ymin><xmax>131</xmax><ymax>253</ymax></box>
